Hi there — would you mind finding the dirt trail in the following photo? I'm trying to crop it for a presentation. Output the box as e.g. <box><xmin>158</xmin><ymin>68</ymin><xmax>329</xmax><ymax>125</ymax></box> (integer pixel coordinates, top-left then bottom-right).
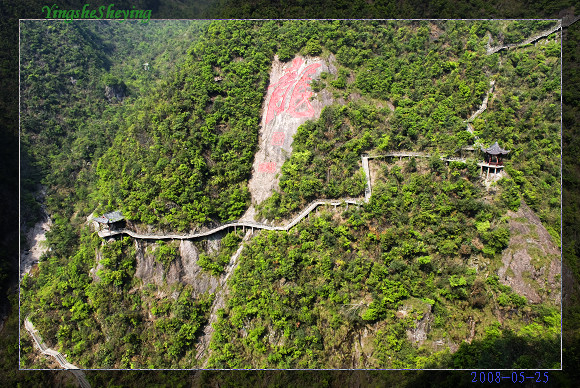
<box><xmin>467</xmin><ymin>80</ymin><xmax>495</xmax><ymax>124</ymax></box>
<box><xmin>24</xmin><ymin>318</ymin><xmax>91</xmax><ymax>387</ymax></box>
<box><xmin>486</xmin><ymin>22</ymin><xmax>561</xmax><ymax>55</ymax></box>
<box><xmin>240</xmin><ymin>55</ymin><xmax>336</xmax><ymax>222</ymax></box>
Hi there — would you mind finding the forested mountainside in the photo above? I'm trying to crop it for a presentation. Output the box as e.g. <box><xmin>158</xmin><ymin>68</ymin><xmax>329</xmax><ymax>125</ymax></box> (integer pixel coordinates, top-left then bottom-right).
<box><xmin>255</xmin><ymin>21</ymin><xmax>560</xmax><ymax>239</ymax></box>
<box><xmin>20</xmin><ymin>20</ymin><xmax>206</xmax><ymax>230</ymax></box>
<box><xmin>19</xmin><ymin>20</ymin><xmax>560</xmax><ymax>369</ymax></box>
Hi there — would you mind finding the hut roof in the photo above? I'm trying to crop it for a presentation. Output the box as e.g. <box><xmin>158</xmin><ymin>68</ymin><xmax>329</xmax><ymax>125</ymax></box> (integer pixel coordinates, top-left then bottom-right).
<box><xmin>481</xmin><ymin>142</ymin><xmax>510</xmax><ymax>155</ymax></box>
<box><xmin>93</xmin><ymin>211</ymin><xmax>124</xmax><ymax>224</ymax></box>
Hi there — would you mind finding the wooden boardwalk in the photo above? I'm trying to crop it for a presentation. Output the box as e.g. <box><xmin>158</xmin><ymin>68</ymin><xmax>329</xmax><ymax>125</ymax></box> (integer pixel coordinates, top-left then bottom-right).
<box><xmin>24</xmin><ymin>317</ymin><xmax>91</xmax><ymax>387</ymax></box>
<box><xmin>98</xmin><ymin>152</ymin><xmax>473</xmax><ymax>241</ymax></box>
<box><xmin>362</xmin><ymin>156</ymin><xmax>372</xmax><ymax>202</ymax></box>
<box><xmin>366</xmin><ymin>152</ymin><xmax>467</xmax><ymax>163</ymax></box>
<box><xmin>98</xmin><ymin>198</ymin><xmax>363</xmax><ymax>240</ymax></box>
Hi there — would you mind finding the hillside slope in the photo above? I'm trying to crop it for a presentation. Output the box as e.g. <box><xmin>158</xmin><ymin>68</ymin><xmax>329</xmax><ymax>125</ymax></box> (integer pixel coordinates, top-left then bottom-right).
<box><xmin>20</xmin><ymin>20</ymin><xmax>561</xmax><ymax>369</ymax></box>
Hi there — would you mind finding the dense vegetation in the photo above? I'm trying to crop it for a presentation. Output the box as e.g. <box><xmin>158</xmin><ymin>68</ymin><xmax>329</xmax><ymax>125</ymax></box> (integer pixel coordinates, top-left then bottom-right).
<box><xmin>210</xmin><ymin>159</ymin><xmax>560</xmax><ymax>368</ymax></box>
<box><xmin>19</xmin><ymin>19</ymin><xmax>213</xmax><ymax>369</ymax></box>
<box><xmin>198</xmin><ymin>230</ymin><xmax>244</xmax><ymax>275</ymax></box>
<box><xmin>20</xmin><ymin>232</ymin><xmax>214</xmax><ymax>368</ymax></box>
<box><xmin>18</xmin><ymin>19</ymin><xmax>562</xmax><ymax>371</ymax></box>
<box><xmin>477</xmin><ymin>38</ymin><xmax>561</xmax><ymax>241</ymax></box>
<box><xmin>94</xmin><ymin>20</ymin><xmax>561</xmax><ymax>232</ymax></box>
<box><xmin>0</xmin><ymin>0</ymin><xmax>577</xmax><ymax>386</ymax></box>
<box><xmin>20</xmin><ymin>20</ymin><xmax>205</xmax><ymax>233</ymax></box>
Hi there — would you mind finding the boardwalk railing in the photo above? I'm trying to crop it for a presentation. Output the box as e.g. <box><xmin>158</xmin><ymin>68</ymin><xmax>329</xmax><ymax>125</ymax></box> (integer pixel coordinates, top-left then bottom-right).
<box><xmin>24</xmin><ymin>317</ymin><xmax>91</xmax><ymax>388</ymax></box>
<box><xmin>98</xmin><ymin>198</ymin><xmax>364</xmax><ymax>240</ymax></box>
<box><xmin>98</xmin><ymin>153</ymin><xmax>475</xmax><ymax>241</ymax></box>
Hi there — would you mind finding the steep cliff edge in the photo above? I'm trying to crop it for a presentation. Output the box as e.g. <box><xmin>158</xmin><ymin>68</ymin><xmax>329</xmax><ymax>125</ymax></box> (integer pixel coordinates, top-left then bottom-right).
<box><xmin>132</xmin><ymin>239</ymin><xmax>219</xmax><ymax>296</ymax></box>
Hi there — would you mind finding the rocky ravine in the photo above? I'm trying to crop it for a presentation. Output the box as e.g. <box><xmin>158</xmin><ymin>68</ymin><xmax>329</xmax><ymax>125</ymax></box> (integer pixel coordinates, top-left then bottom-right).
<box><xmin>20</xmin><ymin>193</ymin><xmax>52</xmax><ymax>278</ymax></box>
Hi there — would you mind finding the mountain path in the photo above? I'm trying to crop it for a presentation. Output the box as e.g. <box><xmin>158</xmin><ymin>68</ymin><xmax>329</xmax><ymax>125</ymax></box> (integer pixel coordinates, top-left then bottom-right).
<box><xmin>24</xmin><ymin>317</ymin><xmax>91</xmax><ymax>388</ymax></box>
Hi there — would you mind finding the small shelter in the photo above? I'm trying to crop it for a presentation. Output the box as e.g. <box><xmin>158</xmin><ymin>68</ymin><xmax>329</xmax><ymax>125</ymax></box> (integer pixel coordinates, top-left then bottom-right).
<box><xmin>478</xmin><ymin>142</ymin><xmax>510</xmax><ymax>177</ymax></box>
<box><xmin>93</xmin><ymin>211</ymin><xmax>125</xmax><ymax>231</ymax></box>
<box><xmin>482</xmin><ymin>142</ymin><xmax>510</xmax><ymax>165</ymax></box>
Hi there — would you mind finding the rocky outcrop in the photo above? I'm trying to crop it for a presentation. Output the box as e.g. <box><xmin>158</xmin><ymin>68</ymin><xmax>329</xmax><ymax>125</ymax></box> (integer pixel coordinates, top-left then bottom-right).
<box><xmin>240</xmin><ymin>55</ymin><xmax>337</xmax><ymax>222</ymax></box>
<box><xmin>498</xmin><ymin>202</ymin><xmax>561</xmax><ymax>305</ymax></box>
<box><xmin>132</xmin><ymin>239</ymin><xmax>218</xmax><ymax>296</ymax></box>
<box><xmin>134</xmin><ymin>240</ymin><xmax>165</xmax><ymax>286</ymax></box>
<box><xmin>20</xmin><ymin>188</ymin><xmax>51</xmax><ymax>279</ymax></box>
<box><xmin>89</xmin><ymin>248</ymin><xmax>103</xmax><ymax>282</ymax></box>
<box><xmin>406</xmin><ymin>308</ymin><xmax>433</xmax><ymax>346</ymax></box>
<box><xmin>104</xmin><ymin>83</ymin><xmax>127</xmax><ymax>101</ymax></box>
<box><xmin>177</xmin><ymin>240</ymin><xmax>219</xmax><ymax>296</ymax></box>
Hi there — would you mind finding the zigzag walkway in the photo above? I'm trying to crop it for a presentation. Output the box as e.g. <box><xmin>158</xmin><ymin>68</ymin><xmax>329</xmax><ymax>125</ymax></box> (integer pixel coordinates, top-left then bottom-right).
<box><xmin>97</xmin><ymin>153</ymin><xmax>472</xmax><ymax>241</ymax></box>
<box><xmin>98</xmin><ymin>198</ymin><xmax>363</xmax><ymax>240</ymax></box>
<box><xmin>470</xmin><ymin>22</ymin><xmax>562</xmax><ymax>139</ymax></box>
<box><xmin>92</xmin><ymin>23</ymin><xmax>559</xmax><ymax>245</ymax></box>
<box><xmin>24</xmin><ymin>317</ymin><xmax>91</xmax><ymax>388</ymax></box>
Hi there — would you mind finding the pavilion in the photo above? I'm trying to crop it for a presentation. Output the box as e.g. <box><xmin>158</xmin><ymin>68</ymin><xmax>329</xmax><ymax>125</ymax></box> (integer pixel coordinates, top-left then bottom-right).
<box><xmin>93</xmin><ymin>211</ymin><xmax>125</xmax><ymax>231</ymax></box>
<box><xmin>478</xmin><ymin>142</ymin><xmax>510</xmax><ymax>178</ymax></box>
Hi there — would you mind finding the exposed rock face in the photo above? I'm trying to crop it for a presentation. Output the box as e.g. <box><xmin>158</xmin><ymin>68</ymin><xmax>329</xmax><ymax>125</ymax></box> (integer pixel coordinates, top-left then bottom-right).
<box><xmin>352</xmin><ymin>326</ymin><xmax>374</xmax><ymax>368</ymax></box>
<box><xmin>498</xmin><ymin>202</ymin><xmax>561</xmax><ymax>305</ymax></box>
<box><xmin>20</xmin><ymin>215</ymin><xmax>51</xmax><ymax>278</ymax></box>
<box><xmin>177</xmin><ymin>240</ymin><xmax>219</xmax><ymax>296</ymax></box>
<box><xmin>240</xmin><ymin>55</ymin><xmax>336</xmax><ymax>222</ymax></box>
<box><xmin>132</xmin><ymin>239</ymin><xmax>218</xmax><ymax>296</ymax></box>
<box><xmin>134</xmin><ymin>240</ymin><xmax>165</xmax><ymax>286</ymax></box>
<box><xmin>104</xmin><ymin>83</ymin><xmax>127</xmax><ymax>101</ymax></box>
<box><xmin>406</xmin><ymin>309</ymin><xmax>433</xmax><ymax>346</ymax></box>
<box><xmin>205</xmin><ymin>232</ymin><xmax>222</xmax><ymax>255</ymax></box>
<box><xmin>20</xmin><ymin>188</ymin><xmax>51</xmax><ymax>279</ymax></box>
<box><xmin>89</xmin><ymin>248</ymin><xmax>103</xmax><ymax>282</ymax></box>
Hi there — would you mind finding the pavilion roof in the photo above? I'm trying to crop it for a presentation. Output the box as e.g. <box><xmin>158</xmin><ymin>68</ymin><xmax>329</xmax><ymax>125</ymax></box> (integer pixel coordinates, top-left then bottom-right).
<box><xmin>481</xmin><ymin>142</ymin><xmax>510</xmax><ymax>155</ymax></box>
<box><xmin>93</xmin><ymin>211</ymin><xmax>124</xmax><ymax>224</ymax></box>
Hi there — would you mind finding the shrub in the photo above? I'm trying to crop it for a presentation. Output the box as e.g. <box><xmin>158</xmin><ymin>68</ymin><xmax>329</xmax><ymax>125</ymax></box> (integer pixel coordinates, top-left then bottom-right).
<box><xmin>153</xmin><ymin>241</ymin><xmax>178</xmax><ymax>270</ymax></box>
<box><xmin>497</xmin><ymin>293</ymin><xmax>511</xmax><ymax>306</ymax></box>
<box><xmin>449</xmin><ymin>275</ymin><xmax>467</xmax><ymax>288</ymax></box>
<box><xmin>361</xmin><ymin>307</ymin><xmax>380</xmax><ymax>322</ymax></box>
<box><xmin>510</xmin><ymin>293</ymin><xmax>527</xmax><ymax>307</ymax></box>
<box><xmin>499</xmin><ymin>178</ymin><xmax>521</xmax><ymax>211</ymax></box>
